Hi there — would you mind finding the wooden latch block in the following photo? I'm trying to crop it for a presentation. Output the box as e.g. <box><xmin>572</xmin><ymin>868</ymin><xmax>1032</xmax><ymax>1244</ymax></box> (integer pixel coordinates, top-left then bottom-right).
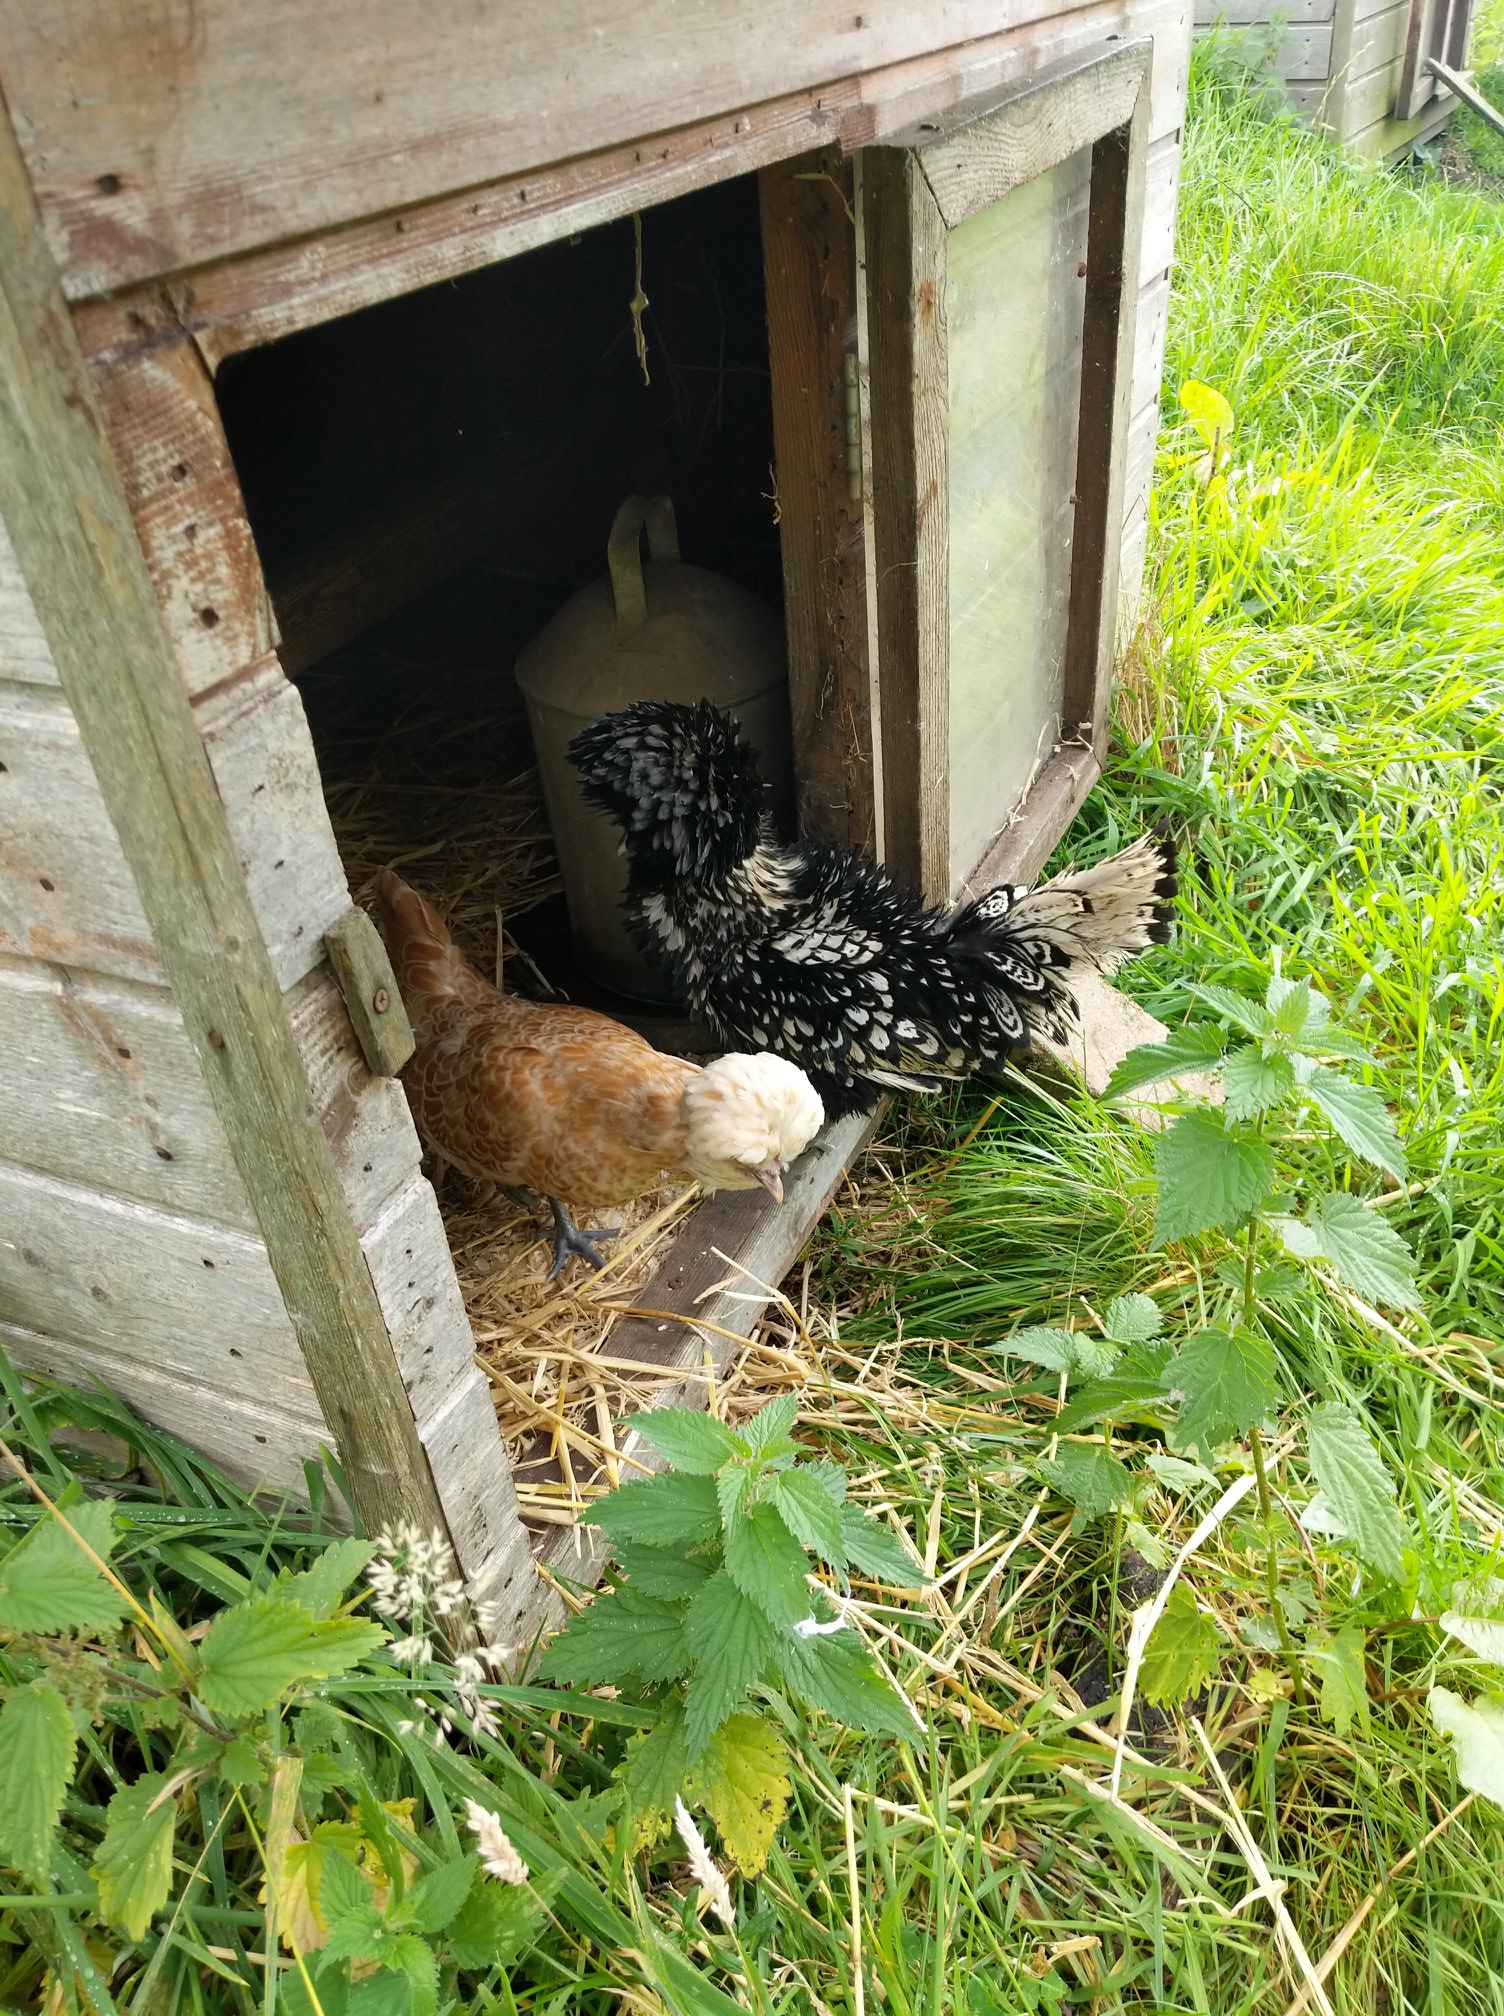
<box><xmin>325</xmin><ymin>908</ymin><xmax>416</xmax><ymax>1077</ymax></box>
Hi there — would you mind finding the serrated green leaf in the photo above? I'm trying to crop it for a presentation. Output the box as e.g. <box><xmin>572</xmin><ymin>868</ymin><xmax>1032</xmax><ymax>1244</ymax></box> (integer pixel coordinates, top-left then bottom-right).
<box><xmin>389</xmin><ymin>1936</ymin><xmax>438</xmax><ymax>2016</ymax></box>
<box><xmin>1187</xmin><ymin>982</ymin><xmax>1273</xmax><ymax>1038</ymax></box>
<box><xmin>197</xmin><ymin>1597</ymin><xmax>384</xmax><ymax>1714</ymax></box>
<box><xmin>281</xmin><ymin>1956</ymin><xmax>352</xmax><ymax>2016</ymax></box>
<box><xmin>322</xmin><ymin>1905</ymin><xmax>387</xmax><ymax>1965</ymax></box>
<box><xmin>1146</xmin><ymin>1451</ymin><xmax>1220</xmax><ymax>1493</ymax></box>
<box><xmin>804</xmin><ymin>1460</ymin><xmax>847</xmax><ymax>1507</ymax></box>
<box><xmin>612</xmin><ymin>1544</ymin><xmax>718</xmax><ymax>1601</ymax></box>
<box><xmin>0</xmin><ymin>1498</ymin><xmax>126</xmax><ymax>1634</ymax></box>
<box><xmin>769</xmin><ymin>1470</ymin><xmax>847</xmax><ymax>1566</ymax></box>
<box><xmin>1180</xmin><ymin>379</ymin><xmax>1234</xmax><ymax>447</ymax></box>
<box><xmin>0</xmin><ymin>1680</ymin><xmax>75</xmax><ymax>1885</ymax></box>
<box><xmin>1053</xmin><ymin>1369</ymin><xmax>1170</xmax><ymax>1436</ymax></box>
<box><xmin>1302</xmin><ymin>1066</ymin><xmax>1406</xmax><ymax>1180</ymax></box>
<box><xmin>582</xmin><ymin>1469</ymin><xmax>722</xmax><ymax>1548</ymax></box>
<box><xmin>685</xmin><ymin>1711</ymin><xmax>791</xmax><ymax>1876</ymax></box>
<box><xmin>1223</xmin><ymin>1046</ymin><xmax>1296</xmax><ymax>1121</ymax></box>
<box><xmin>1309</xmin><ymin>1624</ymin><xmax>1370</xmax><ymax>1737</ymax></box>
<box><xmin>1104</xmin><ymin>1294</ymin><xmax>1162</xmax><ymax>1346</ymax></box>
<box><xmin>1138</xmin><ymin>1585</ymin><xmax>1219</xmax><ymax>1707</ymax></box>
<box><xmin>536</xmin><ymin>1585</ymin><xmax>690</xmax><ymax>1687</ymax></box>
<box><xmin>724</xmin><ymin>1503</ymin><xmax>812</xmax><ymax>1631</ymax></box>
<box><xmin>1037</xmin><ymin>1444</ymin><xmax>1136</xmax><ymax>1522</ymax></box>
<box><xmin>1306</xmin><ymin>1402</ymin><xmax>1406</xmax><ymax>1585</ymax></box>
<box><xmin>1302</xmin><ymin>1192</ymin><xmax>1419</xmax><ymax>1308</ymax></box>
<box><xmin>838</xmin><ymin>1505</ymin><xmax>925</xmax><ymax>1585</ymax></box>
<box><xmin>619</xmin><ymin>1700</ymin><xmax>691</xmax><ymax>1843</ymax></box>
<box><xmin>279</xmin><ymin>1538</ymin><xmax>377</xmax><ymax>1618</ymax></box>
<box><xmin>1153</xmin><ymin>1109</ymin><xmax>1278</xmax><ymax>1246</ymax></box>
<box><xmin>684</xmin><ymin>1571</ymin><xmax>776</xmax><ymax>1759</ymax></box>
<box><xmin>92</xmin><ymin>1772</ymin><xmax>177</xmax><ymax>1939</ymax></box>
<box><xmin>742</xmin><ymin>1395</ymin><xmax>801</xmax><ymax>1453</ymax></box>
<box><xmin>1102</xmin><ymin>1025</ymin><xmax>1227</xmax><ymax>1101</ymax></box>
<box><xmin>1267</xmin><ymin>975</ymin><xmax>1317</xmax><ymax>1035</ymax></box>
<box><xmin>348</xmin><ymin>1972</ymin><xmax>411</xmax><ymax>2016</ymax></box>
<box><xmin>320</xmin><ymin>1835</ymin><xmax>376</xmax><ymax>1921</ymax></box>
<box><xmin>626</xmin><ymin>1407</ymin><xmax>744</xmax><ymax>1474</ymax></box>
<box><xmin>717</xmin><ymin>1464</ymin><xmax>753</xmax><ymax>1530</ymax></box>
<box><xmin>218</xmin><ymin>1737</ymin><xmax>266</xmax><ymax>1788</ymax></box>
<box><xmin>1441</xmin><ymin>1613</ymin><xmax>1504</xmax><ymax>1665</ymax></box>
<box><xmin>446</xmin><ymin>1872</ymin><xmax>552</xmax><ymax>1971</ymax></box>
<box><xmin>778</xmin><ymin>1626</ymin><xmax>919</xmax><ymax>1741</ymax></box>
<box><xmin>993</xmin><ymin>1326</ymin><xmax>1076</xmax><ymax>1372</ymax></box>
<box><xmin>401</xmin><ymin>1856</ymin><xmax>475</xmax><ymax>1935</ymax></box>
<box><xmin>1164</xmin><ymin>1328</ymin><xmax>1278</xmax><ymax>1458</ymax></box>
<box><xmin>1429</xmin><ymin>1688</ymin><xmax>1504</xmax><ymax>1809</ymax></box>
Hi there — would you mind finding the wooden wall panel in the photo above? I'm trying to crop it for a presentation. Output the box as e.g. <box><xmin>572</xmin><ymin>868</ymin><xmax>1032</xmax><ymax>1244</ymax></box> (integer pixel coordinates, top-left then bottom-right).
<box><xmin>0</xmin><ymin>510</ymin><xmax>60</xmax><ymax>685</ymax></box>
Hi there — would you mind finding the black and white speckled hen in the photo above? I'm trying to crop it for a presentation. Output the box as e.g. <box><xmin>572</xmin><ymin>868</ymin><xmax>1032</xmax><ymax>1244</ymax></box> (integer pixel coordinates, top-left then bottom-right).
<box><xmin>568</xmin><ymin>699</ymin><xmax>1177</xmax><ymax>1122</ymax></box>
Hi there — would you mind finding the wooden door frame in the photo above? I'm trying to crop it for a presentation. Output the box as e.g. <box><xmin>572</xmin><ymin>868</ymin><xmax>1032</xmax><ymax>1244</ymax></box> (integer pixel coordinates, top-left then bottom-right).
<box><xmin>857</xmin><ymin>37</ymin><xmax>1151</xmax><ymax>904</ymax></box>
<box><xmin>1397</xmin><ymin>0</ymin><xmax>1475</xmax><ymax>120</ymax></box>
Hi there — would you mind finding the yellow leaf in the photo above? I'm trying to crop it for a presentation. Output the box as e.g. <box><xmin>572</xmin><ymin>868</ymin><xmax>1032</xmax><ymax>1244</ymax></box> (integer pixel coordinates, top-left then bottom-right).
<box><xmin>361</xmin><ymin>1799</ymin><xmax>419</xmax><ymax>1911</ymax></box>
<box><xmin>260</xmin><ymin>1821</ymin><xmax>362</xmax><ymax>1954</ymax></box>
<box><xmin>1179</xmin><ymin>380</ymin><xmax>1234</xmax><ymax>450</ymax></box>
<box><xmin>684</xmin><ymin>1713</ymin><xmax>790</xmax><ymax>1877</ymax></box>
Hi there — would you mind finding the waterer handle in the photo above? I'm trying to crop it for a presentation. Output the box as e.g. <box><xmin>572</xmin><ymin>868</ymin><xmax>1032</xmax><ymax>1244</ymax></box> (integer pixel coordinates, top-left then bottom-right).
<box><xmin>607</xmin><ymin>495</ymin><xmax>681</xmax><ymax>639</ymax></box>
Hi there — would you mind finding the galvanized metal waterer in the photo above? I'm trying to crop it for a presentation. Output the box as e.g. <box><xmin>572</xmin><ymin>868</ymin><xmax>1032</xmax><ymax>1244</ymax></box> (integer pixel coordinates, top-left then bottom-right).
<box><xmin>515</xmin><ymin>494</ymin><xmax>795</xmax><ymax>1004</ymax></box>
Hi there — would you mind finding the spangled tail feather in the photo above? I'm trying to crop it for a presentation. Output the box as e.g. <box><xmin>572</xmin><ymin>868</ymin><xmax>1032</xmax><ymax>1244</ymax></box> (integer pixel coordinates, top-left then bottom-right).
<box><xmin>373</xmin><ymin>868</ymin><xmax>494</xmax><ymax>1035</ymax></box>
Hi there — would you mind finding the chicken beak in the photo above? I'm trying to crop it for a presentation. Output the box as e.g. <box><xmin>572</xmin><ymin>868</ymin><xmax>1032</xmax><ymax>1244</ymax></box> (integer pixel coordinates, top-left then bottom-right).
<box><xmin>756</xmin><ymin>1165</ymin><xmax>785</xmax><ymax>1205</ymax></box>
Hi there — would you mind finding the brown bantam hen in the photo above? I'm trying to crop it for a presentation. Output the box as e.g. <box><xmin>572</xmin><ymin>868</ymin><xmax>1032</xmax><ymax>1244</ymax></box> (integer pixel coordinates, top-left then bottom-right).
<box><xmin>373</xmin><ymin>870</ymin><xmax>826</xmax><ymax>1277</ymax></box>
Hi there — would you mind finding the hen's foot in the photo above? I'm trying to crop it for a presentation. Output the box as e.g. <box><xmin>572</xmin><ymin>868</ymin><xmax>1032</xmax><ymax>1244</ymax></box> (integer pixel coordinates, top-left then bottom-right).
<box><xmin>545</xmin><ymin>1198</ymin><xmax>620</xmax><ymax>1279</ymax></box>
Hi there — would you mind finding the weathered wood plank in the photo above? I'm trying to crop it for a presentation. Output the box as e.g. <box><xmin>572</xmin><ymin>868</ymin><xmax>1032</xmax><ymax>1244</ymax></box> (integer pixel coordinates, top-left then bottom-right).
<box><xmin>0</xmin><ymin>0</ymin><xmax>1099</xmax><ymax>298</ymax></box>
<box><xmin>1121</xmin><ymin>393</ymin><xmax>1164</xmax><ymax>543</ymax></box>
<box><xmin>286</xmin><ymin>966</ymin><xmax>426</xmax><ymax>1229</ymax></box>
<box><xmin>194</xmin><ymin>656</ymin><xmax>351</xmax><ymax>992</ymax></box>
<box><xmin>67</xmin><ymin>0</ymin><xmax>1191</xmax><ymax>366</ymax></box>
<box><xmin>532</xmin><ymin>1107</ymin><xmax>879</xmax><ymax>1573</ymax></box>
<box><xmin>360</xmin><ymin>1174</ymin><xmax>479</xmax><ymax>1424</ymax></box>
<box><xmin>0</xmin><ymin>1317</ymin><xmax>333</xmax><ymax>1500</ymax></box>
<box><xmin>0</xmin><ymin>1159</ymin><xmax>315</xmax><ymax>1409</ymax></box>
<box><xmin>0</xmin><ymin>509</ymin><xmax>60</xmax><ymax>685</ymax></box>
<box><xmin>416</xmin><ymin>1367</ymin><xmax>546</xmax><ymax>1635</ymax></box>
<box><xmin>957</xmin><ymin>745</ymin><xmax>1102</xmax><ymax>896</ymax></box>
<box><xmin>1193</xmin><ymin>0</ymin><xmax>1333</xmax><ymax>22</ymax></box>
<box><xmin>89</xmin><ymin>341</ymin><xmax>276</xmax><ymax>698</ymax></box>
<box><xmin>1132</xmin><ymin>269</ymin><xmax>1172</xmax><ymax>410</ymax></box>
<box><xmin>0</xmin><ymin>955</ymin><xmax>255</xmax><ymax>1226</ymax></box>
<box><xmin>900</xmin><ymin>38</ymin><xmax>1151</xmax><ymax>227</ymax></box>
<box><xmin>0</xmin><ymin>682</ymin><xmax>161</xmax><ymax>985</ymax></box>
<box><xmin>325</xmin><ymin>908</ymin><xmax>415</xmax><ymax>1078</ymax></box>
<box><xmin>0</xmin><ymin>108</ymin><xmax>467</xmax><ymax>1559</ymax></box>
<box><xmin>1139</xmin><ymin>130</ymin><xmax>1181</xmax><ymax>283</ymax></box>
<box><xmin>857</xmin><ymin>146</ymin><xmax>952</xmax><ymax>900</ymax></box>
<box><xmin>758</xmin><ymin>151</ymin><xmax>876</xmax><ymax>855</ymax></box>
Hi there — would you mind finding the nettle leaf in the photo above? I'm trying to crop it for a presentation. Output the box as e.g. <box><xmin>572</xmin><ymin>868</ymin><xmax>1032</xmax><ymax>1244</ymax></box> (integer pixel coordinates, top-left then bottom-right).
<box><xmin>0</xmin><ymin>1679</ymin><xmax>76</xmax><ymax>1885</ymax></box>
<box><xmin>1037</xmin><ymin>1444</ymin><xmax>1135</xmax><ymax>1524</ymax></box>
<box><xmin>1146</xmin><ymin>1451</ymin><xmax>1220</xmax><ymax>1494</ymax></box>
<box><xmin>1188</xmin><ymin>982</ymin><xmax>1273</xmax><ymax>1038</ymax></box>
<box><xmin>582</xmin><ymin>1469</ymin><xmax>722</xmax><ymax>1549</ymax></box>
<box><xmin>1180</xmin><ymin>379</ymin><xmax>1234</xmax><ymax>449</ymax></box>
<box><xmin>348</xmin><ymin>1971</ymin><xmax>412</xmax><ymax>2016</ymax></box>
<box><xmin>1306</xmin><ymin>1403</ymin><xmax>1406</xmax><ymax>1585</ymax></box>
<box><xmin>724</xmin><ymin>1503</ymin><xmax>812</xmax><ymax>1631</ymax></box>
<box><xmin>619</xmin><ymin>1700</ymin><xmax>691</xmax><ymax>1844</ymax></box>
<box><xmin>197</xmin><ymin>1597</ymin><xmax>384</xmax><ymax>1715</ymax></box>
<box><xmin>1164</xmin><ymin>1328</ymin><xmax>1278</xmax><ymax>1458</ymax></box>
<box><xmin>1302</xmin><ymin>1066</ymin><xmax>1407</xmax><ymax>1181</ymax></box>
<box><xmin>778</xmin><ymin>1626</ymin><xmax>920</xmax><ymax>1742</ymax></box>
<box><xmin>1138</xmin><ymin>1585</ymin><xmax>1220</xmax><ymax>1707</ymax></box>
<box><xmin>684</xmin><ymin>1571</ymin><xmax>776</xmax><ymax>1759</ymax></box>
<box><xmin>1441</xmin><ymin>1613</ymin><xmax>1504</xmax><ymax>1666</ymax></box>
<box><xmin>1309</xmin><ymin>1625</ymin><xmax>1371</xmax><ymax>1737</ymax></box>
<box><xmin>390</xmin><ymin>1937</ymin><xmax>439</xmax><ymax>2016</ymax></box>
<box><xmin>839</xmin><ymin>1505</ymin><xmax>925</xmax><ymax>1586</ymax></box>
<box><xmin>804</xmin><ymin>1460</ymin><xmax>847</xmax><ymax>1508</ymax></box>
<box><xmin>272</xmin><ymin>1827</ymin><xmax>365</xmax><ymax>1953</ymax></box>
<box><xmin>612</xmin><ymin>1545</ymin><xmax>717</xmax><ymax>1602</ymax></box>
<box><xmin>321</xmin><ymin>1904</ymin><xmax>387</xmax><ymax>1965</ymax></box>
<box><xmin>0</xmin><ymin>1497</ymin><xmax>127</xmax><ymax>1634</ymax></box>
<box><xmin>1102</xmin><ymin>1024</ymin><xmax>1227</xmax><ymax>1102</ymax></box>
<box><xmin>995</xmin><ymin>1326</ymin><xmax>1076</xmax><ymax>1374</ymax></box>
<box><xmin>626</xmin><ymin>1407</ymin><xmax>744</xmax><ymax>1475</ymax></box>
<box><xmin>1053</xmin><ymin>1365</ymin><xmax>1170</xmax><ymax>1436</ymax></box>
<box><xmin>93</xmin><ymin>1772</ymin><xmax>177</xmax><ymax>1940</ymax></box>
<box><xmin>685</xmin><ymin>1710</ymin><xmax>792</xmax><ymax>1877</ymax></box>
<box><xmin>1153</xmin><ymin>1109</ymin><xmax>1278</xmax><ymax>1246</ymax></box>
<box><xmin>769</xmin><ymin>1470</ymin><xmax>847</xmax><ymax>1566</ymax></box>
<box><xmin>402</xmin><ymin>1856</ymin><xmax>476</xmax><ymax>1936</ymax></box>
<box><xmin>278</xmin><ymin>1538</ymin><xmax>377</xmax><ymax>1618</ymax></box>
<box><xmin>446</xmin><ymin>1871</ymin><xmax>554</xmax><ymax>1971</ymax></box>
<box><xmin>1430</xmin><ymin>1688</ymin><xmax>1504</xmax><ymax>1810</ymax></box>
<box><xmin>742</xmin><ymin>1394</ymin><xmax>801</xmax><ymax>1454</ymax></box>
<box><xmin>1105</xmin><ymin>1294</ymin><xmax>1162</xmax><ymax>1347</ymax></box>
<box><xmin>1223</xmin><ymin>1046</ymin><xmax>1296</xmax><ymax>1121</ymax></box>
<box><xmin>537</xmin><ymin>1585</ymin><xmax>690</xmax><ymax>1688</ymax></box>
<box><xmin>717</xmin><ymin>1464</ymin><xmax>753</xmax><ymax>1530</ymax></box>
<box><xmin>1267</xmin><ymin>975</ymin><xmax>1319</xmax><ymax>1037</ymax></box>
<box><xmin>1291</xmin><ymin>1192</ymin><xmax>1419</xmax><ymax>1309</ymax></box>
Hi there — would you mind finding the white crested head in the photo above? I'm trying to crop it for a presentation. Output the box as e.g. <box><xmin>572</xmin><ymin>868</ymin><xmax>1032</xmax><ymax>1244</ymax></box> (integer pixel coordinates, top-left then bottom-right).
<box><xmin>680</xmin><ymin>1053</ymin><xmax>825</xmax><ymax>1201</ymax></box>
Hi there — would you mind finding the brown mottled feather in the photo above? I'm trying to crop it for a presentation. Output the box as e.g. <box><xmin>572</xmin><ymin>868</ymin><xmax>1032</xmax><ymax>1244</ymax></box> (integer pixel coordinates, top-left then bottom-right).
<box><xmin>374</xmin><ymin>869</ymin><xmax>700</xmax><ymax>1211</ymax></box>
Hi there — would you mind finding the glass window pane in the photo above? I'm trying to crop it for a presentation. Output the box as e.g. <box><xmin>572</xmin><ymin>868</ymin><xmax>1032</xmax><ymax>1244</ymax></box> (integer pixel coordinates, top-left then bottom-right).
<box><xmin>945</xmin><ymin>144</ymin><xmax>1092</xmax><ymax>891</ymax></box>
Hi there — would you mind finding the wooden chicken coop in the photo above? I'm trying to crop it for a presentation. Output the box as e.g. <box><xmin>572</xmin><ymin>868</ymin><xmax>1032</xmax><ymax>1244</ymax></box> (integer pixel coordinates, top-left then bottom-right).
<box><xmin>1196</xmin><ymin>0</ymin><xmax>1477</xmax><ymax>157</ymax></box>
<box><xmin>0</xmin><ymin>0</ymin><xmax>1191</xmax><ymax>1641</ymax></box>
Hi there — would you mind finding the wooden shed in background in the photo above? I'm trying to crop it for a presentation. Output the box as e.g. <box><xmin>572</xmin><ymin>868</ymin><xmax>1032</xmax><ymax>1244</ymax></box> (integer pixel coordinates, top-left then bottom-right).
<box><xmin>0</xmin><ymin>0</ymin><xmax>1190</xmax><ymax>1644</ymax></box>
<box><xmin>1197</xmin><ymin>0</ymin><xmax>1477</xmax><ymax>156</ymax></box>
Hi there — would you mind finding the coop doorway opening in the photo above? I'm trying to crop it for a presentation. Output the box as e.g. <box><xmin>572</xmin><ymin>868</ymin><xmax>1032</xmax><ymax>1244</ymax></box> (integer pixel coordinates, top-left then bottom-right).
<box><xmin>214</xmin><ymin>173</ymin><xmax>789</xmax><ymax>1515</ymax></box>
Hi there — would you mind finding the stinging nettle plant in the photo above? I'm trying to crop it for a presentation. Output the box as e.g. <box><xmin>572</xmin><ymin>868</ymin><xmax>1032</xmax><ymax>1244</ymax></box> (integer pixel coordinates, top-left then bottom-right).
<box><xmin>539</xmin><ymin>1393</ymin><xmax>926</xmax><ymax>1877</ymax></box>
